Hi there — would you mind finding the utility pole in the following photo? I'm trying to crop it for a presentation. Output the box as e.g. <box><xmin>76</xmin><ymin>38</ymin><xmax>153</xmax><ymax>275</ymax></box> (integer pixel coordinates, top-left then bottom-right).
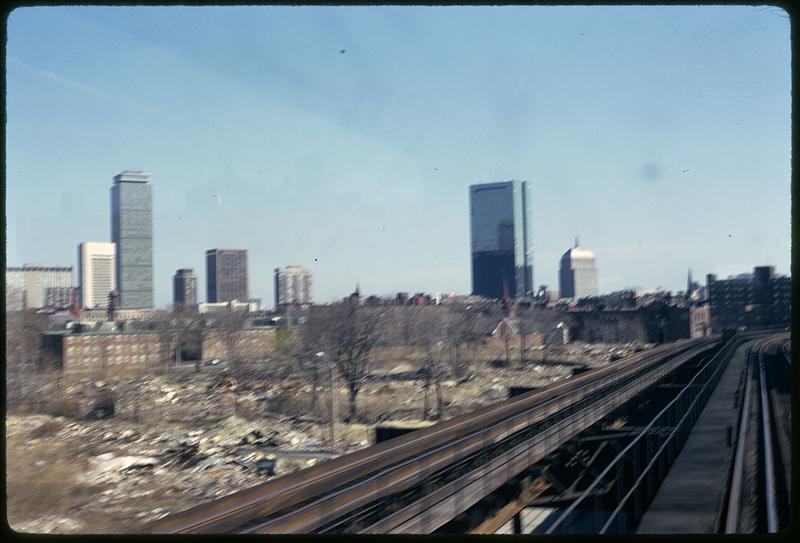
<box><xmin>329</xmin><ymin>360</ymin><xmax>336</xmax><ymax>452</ymax></box>
<box><xmin>318</xmin><ymin>351</ymin><xmax>336</xmax><ymax>452</ymax></box>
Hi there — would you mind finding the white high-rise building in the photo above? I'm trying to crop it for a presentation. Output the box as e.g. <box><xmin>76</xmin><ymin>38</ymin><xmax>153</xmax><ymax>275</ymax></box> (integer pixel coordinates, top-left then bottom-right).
<box><xmin>274</xmin><ymin>266</ymin><xmax>313</xmax><ymax>309</ymax></box>
<box><xmin>78</xmin><ymin>242</ymin><xmax>117</xmax><ymax>309</ymax></box>
<box><xmin>559</xmin><ymin>238</ymin><xmax>599</xmax><ymax>300</ymax></box>
<box><xmin>5</xmin><ymin>265</ymin><xmax>73</xmax><ymax>310</ymax></box>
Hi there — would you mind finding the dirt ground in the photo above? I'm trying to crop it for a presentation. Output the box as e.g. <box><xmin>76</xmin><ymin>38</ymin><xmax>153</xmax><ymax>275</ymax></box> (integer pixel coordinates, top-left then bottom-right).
<box><xmin>6</xmin><ymin>340</ymin><xmax>647</xmax><ymax>533</ymax></box>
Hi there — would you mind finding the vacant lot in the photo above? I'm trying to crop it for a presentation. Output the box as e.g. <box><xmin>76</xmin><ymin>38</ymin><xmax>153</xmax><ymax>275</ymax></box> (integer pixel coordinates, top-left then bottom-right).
<box><xmin>7</xmin><ymin>340</ymin><xmax>639</xmax><ymax>533</ymax></box>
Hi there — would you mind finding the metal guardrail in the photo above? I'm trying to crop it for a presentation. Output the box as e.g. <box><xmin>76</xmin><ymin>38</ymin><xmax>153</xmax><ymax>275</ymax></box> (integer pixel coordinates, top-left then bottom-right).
<box><xmin>545</xmin><ymin>333</ymin><xmax>750</xmax><ymax>534</ymax></box>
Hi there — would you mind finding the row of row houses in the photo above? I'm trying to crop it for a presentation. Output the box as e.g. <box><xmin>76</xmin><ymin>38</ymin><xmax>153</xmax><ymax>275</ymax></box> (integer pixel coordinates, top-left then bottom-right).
<box><xmin>42</xmin><ymin>326</ymin><xmax>278</xmax><ymax>373</ymax></box>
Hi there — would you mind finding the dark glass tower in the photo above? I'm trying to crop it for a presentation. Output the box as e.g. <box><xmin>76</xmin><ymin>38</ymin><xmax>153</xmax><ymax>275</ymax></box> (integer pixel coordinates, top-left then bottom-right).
<box><xmin>173</xmin><ymin>268</ymin><xmax>198</xmax><ymax>307</ymax></box>
<box><xmin>206</xmin><ymin>249</ymin><xmax>248</xmax><ymax>303</ymax></box>
<box><xmin>111</xmin><ymin>170</ymin><xmax>153</xmax><ymax>308</ymax></box>
<box><xmin>469</xmin><ymin>180</ymin><xmax>533</xmax><ymax>299</ymax></box>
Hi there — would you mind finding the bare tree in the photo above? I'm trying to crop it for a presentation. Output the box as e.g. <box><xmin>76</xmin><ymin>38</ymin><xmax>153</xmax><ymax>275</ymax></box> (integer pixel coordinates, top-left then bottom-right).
<box><xmin>283</xmin><ymin>316</ymin><xmax>325</xmax><ymax>415</ymax></box>
<box><xmin>440</xmin><ymin>308</ymin><xmax>466</xmax><ymax>379</ymax></box>
<box><xmin>5</xmin><ymin>310</ymin><xmax>50</xmax><ymax>411</ymax></box>
<box><xmin>308</xmin><ymin>304</ymin><xmax>385</xmax><ymax>423</ymax></box>
<box><xmin>170</xmin><ymin>304</ymin><xmax>201</xmax><ymax>371</ymax></box>
<box><xmin>409</xmin><ymin>307</ymin><xmax>448</xmax><ymax>420</ymax></box>
<box><xmin>146</xmin><ymin>310</ymin><xmax>177</xmax><ymax>376</ymax></box>
<box><xmin>540</xmin><ymin>323</ymin><xmax>564</xmax><ymax>364</ymax></box>
<box><xmin>516</xmin><ymin>304</ymin><xmax>535</xmax><ymax>367</ymax></box>
<box><xmin>208</xmin><ymin>310</ymin><xmax>251</xmax><ymax>415</ymax></box>
<box><xmin>452</xmin><ymin>303</ymin><xmax>494</xmax><ymax>373</ymax></box>
<box><xmin>496</xmin><ymin>318</ymin><xmax>515</xmax><ymax>367</ymax></box>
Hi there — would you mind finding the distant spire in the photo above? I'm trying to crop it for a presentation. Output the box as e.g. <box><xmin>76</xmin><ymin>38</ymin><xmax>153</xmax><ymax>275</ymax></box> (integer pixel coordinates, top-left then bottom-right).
<box><xmin>355</xmin><ymin>282</ymin><xmax>360</xmax><ymax>297</ymax></box>
<box><xmin>574</xmin><ymin>236</ymin><xmax>579</xmax><ymax>248</ymax></box>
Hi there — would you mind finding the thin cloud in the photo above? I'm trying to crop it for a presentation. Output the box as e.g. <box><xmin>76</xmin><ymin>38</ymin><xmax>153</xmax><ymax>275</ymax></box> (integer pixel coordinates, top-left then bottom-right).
<box><xmin>8</xmin><ymin>55</ymin><xmax>160</xmax><ymax>116</ymax></box>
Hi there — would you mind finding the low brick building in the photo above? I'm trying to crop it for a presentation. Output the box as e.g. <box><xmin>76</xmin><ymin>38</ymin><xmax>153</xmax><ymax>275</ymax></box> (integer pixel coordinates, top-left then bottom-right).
<box><xmin>567</xmin><ymin>303</ymin><xmax>691</xmax><ymax>344</ymax></box>
<box><xmin>44</xmin><ymin>330</ymin><xmax>163</xmax><ymax>373</ymax></box>
<box><xmin>201</xmin><ymin>327</ymin><xmax>278</xmax><ymax>363</ymax></box>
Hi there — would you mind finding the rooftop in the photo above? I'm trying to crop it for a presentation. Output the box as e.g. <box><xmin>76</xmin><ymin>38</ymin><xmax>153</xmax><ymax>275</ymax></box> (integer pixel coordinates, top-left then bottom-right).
<box><xmin>563</xmin><ymin>245</ymin><xmax>595</xmax><ymax>260</ymax></box>
<box><xmin>113</xmin><ymin>170</ymin><xmax>151</xmax><ymax>183</ymax></box>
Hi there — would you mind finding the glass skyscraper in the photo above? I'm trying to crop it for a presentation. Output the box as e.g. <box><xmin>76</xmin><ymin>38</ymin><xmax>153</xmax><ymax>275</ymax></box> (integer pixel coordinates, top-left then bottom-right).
<box><xmin>469</xmin><ymin>180</ymin><xmax>533</xmax><ymax>299</ymax></box>
<box><xmin>206</xmin><ymin>248</ymin><xmax>249</xmax><ymax>303</ymax></box>
<box><xmin>111</xmin><ymin>170</ymin><xmax>153</xmax><ymax>309</ymax></box>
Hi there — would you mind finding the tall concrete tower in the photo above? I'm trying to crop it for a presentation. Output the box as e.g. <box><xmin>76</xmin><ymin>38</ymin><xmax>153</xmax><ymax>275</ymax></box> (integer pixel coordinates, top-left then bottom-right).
<box><xmin>78</xmin><ymin>242</ymin><xmax>117</xmax><ymax>309</ymax></box>
<box><xmin>559</xmin><ymin>239</ymin><xmax>598</xmax><ymax>300</ymax></box>
<box><xmin>111</xmin><ymin>170</ymin><xmax>153</xmax><ymax>308</ymax></box>
<box><xmin>274</xmin><ymin>265</ymin><xmax>313</xmax><ymax>309</ymax></box>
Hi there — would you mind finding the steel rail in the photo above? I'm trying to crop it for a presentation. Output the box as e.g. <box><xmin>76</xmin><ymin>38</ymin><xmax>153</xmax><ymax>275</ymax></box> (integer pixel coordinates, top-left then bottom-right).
<box><xmin>723</xmin><ymin>333</ymin><xmax>786</xmax><ymax>533</ymax></box>
<box><xmin>147</xmin><ymin>343</ymin><xmax>673</xmax><ymax>533</ymax></box>
<box><xmin>724</xmin><ymin>338</ymin><xmax>760</xmax><ymax>533</ymax></box>
<box><xmin>365</xmin><ymin>343</ymin><xmax>719</xmax><ymax>535</ymax></box>
<box><xmin>758</xmin><ymin>338</ymin><xmax>780</xmax><ymax>532</ymax></box>
<box><xmin>145</xmin><ymin>338</ymin><xmax>716</xmax><ymax>533</ymax></box>
<box><xmin>246</xmin><ymin>341</ymin><xmax>718</xmax><ymax>533</ymax></box>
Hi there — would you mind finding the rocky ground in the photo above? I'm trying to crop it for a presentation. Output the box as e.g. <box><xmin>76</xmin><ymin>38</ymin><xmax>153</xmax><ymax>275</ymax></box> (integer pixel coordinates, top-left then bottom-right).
<box><xmin>7</xmin><ymin>341</ymin><xmax>650</xmax><ymax>533</ymax></box>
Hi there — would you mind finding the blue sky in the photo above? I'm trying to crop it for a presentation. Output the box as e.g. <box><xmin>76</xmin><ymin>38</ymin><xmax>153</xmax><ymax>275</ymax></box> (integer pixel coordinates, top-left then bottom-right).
<box><xmin>6</xmin><ymin>5</ymin><xmax>791</xmax><ymax>308</ymax></box>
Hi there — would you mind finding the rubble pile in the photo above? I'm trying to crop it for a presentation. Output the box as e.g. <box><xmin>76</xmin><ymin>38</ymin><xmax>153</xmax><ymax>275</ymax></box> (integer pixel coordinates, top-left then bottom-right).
<box><xmin>6</xmin><ymin>368</ymin><xmax>338</xmax><ymax>534</ymax></box>
<box><xmin>8</xmin><ymin>342</ymin><xmax>641</xmax><ymax>533</ymax></box>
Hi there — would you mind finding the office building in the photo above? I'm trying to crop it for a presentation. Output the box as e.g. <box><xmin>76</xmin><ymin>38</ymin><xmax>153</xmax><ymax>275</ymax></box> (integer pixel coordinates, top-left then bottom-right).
<box><xmin>707</xmin><ymin>266</ymin><xmax>791</xmax><ymax>330</ymax></box>
<box><xmin>198</xmin><ymin>300</ymin><xmax>258</xmax><ymax>313</ymax></box>
<box><xmin>274</xmin><ymin>266</ymin><xmax>313</xmax><ymax>309</ymax></box>
<box><xmin>44</xmin><ymin>287</ymin><xmax>74</xmax><ymax>309</ymax></box>
<box><xmin>469</xmin><ymin>180</ymin><xmax>533</xmax><ymax>299</ymax></box>
<box><xmin>559</xmin><ymin>239</ymin><xmax>599</xmax><ymax>300</ymax></box>
<box><xmin>78</xmin><ymin>242</ymin><xmax>117</xmax><ymax>309</ymax></box>
<box><xmin>6</xmin><ymin>265</ymin><xmax>73</xmax><ymax>310</ymax></box>
<box><xmin>173</xmin><ymin>269</ymin><xmax>198</xmax><ymax>307</ymax></box>
<box><xmin>206</xmin><ymin>249</ymin><xmax>248</xmax><ymax>303</ymax></box>
<box><xmin>111</xmin><ymin>170</ymin><xmax>153</xmax><ymax>309</ymax></box>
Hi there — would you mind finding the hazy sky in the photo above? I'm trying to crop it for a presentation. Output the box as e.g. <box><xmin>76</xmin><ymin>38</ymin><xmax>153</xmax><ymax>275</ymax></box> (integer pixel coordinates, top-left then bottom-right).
<box><xmin>6</xmin><ymin>5</ymin><xmax>791</xmax><ymax>308</ymax></box>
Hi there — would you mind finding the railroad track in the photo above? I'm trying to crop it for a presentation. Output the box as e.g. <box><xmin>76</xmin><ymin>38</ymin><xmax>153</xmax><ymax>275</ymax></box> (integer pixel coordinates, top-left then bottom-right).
<box><xmin>145</xmin><ymin>338</ymin><xmax>721</xmax><ymax>534</ymax></box>
<box><xmin>724</xmin><ymin>334</ymin><xmax>791</xmax><ymax>533</ymax></box>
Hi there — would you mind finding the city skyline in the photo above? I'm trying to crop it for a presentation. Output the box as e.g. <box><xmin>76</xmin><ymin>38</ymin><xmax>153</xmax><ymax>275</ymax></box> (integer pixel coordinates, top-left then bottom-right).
<box><xmin>6</xmin><ymin>6</ymin><xmax>791</xmax><ymax>307</ymax></box>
